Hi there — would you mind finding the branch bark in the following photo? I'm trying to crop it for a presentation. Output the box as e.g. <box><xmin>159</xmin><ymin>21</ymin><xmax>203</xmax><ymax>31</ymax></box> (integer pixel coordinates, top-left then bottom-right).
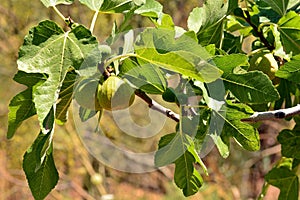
<box><xmin>134</xmin><ymin>89</ymin><xmax>180</xmax><ymax>122</ymax></box>
<box><xmin>241</xmin><ymin>104</ymin><xmax>300</xmax><ymax>122</ymax></box>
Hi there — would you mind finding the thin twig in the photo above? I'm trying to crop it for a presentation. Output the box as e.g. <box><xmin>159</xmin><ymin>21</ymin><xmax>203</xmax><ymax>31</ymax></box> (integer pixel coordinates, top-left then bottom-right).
<box><xmin>243</xmin><ymin>10</ymin><xmax>275</xmax><ymax>51</ymax></box>
<box><xmin>241</xmin><ymin>104</ymin><xmax>300</xmax><ymax>122</ymax></box>
<box><xmin>52</xmin><ymin>6</ymin><xmax>67</xmax><ymax>22</ymax></box>
<box><xmin>134</xmin><ymin>90</ymin><xmax>180</xmax><ymax>122</ymax></box>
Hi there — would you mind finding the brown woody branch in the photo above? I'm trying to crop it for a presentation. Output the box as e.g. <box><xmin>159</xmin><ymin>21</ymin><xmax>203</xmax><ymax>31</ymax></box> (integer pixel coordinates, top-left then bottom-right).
<box><xmin>134</xmin><ymin>89</ymin><xmax>180</xmax><ymax>122</ymax></box>
<box><xmin>243</xmin><ymin>10</ymin><xmax>275</xmax><ymax>51</ymax></box>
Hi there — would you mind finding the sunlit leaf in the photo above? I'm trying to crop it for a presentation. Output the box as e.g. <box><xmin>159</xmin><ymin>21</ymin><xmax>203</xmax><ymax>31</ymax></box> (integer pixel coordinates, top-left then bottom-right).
<box><xmin>17</xmin><ymin>20</ymin><xmax>98</xmax><ymax>130</ymax></box>
<box><xmin>40</xmin><ymin>0</ymin><xmax>74</xmax><ymax>7</ymax></box>
<box><xmin>213</xmin><ymin>54</ymin><xmax>280</xmax><ymax>103</ymax></box>
<box><xmin>135</xmin><ymin>28</ymin><xmax>222</xmax><ymax>83</ymax></box>
<box><xmin>134</xmin><ymin>0</ymin><xmax>162</xmax><ymax>18</ymax></box>
<box><xmin>120</xmin><ymin>58</ymin><xmax>167</xmax><ymax>94</ymax></box>
<box><xmin>155</xmin><ymin>133</ymin><xmax>188</xmax><ymax>167</ymax></box>
<box><xmin>7</xmin><ymin>72</ymin><xmax>47</xmax><ymax>139</ymax></box>
<box><xmin>277</xmin><ymin>11</ymin><xmax>300</xmax><ymax>55</ymax></box>
<box><xmin>221</xmin><ymin>102</ymin><xmax>259</xmax><ymax>151</ymax></box>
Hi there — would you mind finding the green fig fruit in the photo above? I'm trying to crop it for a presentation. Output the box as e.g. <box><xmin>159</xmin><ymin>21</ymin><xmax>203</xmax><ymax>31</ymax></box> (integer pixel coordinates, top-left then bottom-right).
<box><xmin>74</xmin><ymin>78</ymin><xmax>102</xmax><ymax>110</ymax></box>
<box><xmin>98</xmin><ymin>76</ymin><xmax>135</xmax><ymax>110</ymax></box>
<box><xmin>249</xmin><ymin>52</ymin><xmax>278</xmax><ymax>80</ymax></box>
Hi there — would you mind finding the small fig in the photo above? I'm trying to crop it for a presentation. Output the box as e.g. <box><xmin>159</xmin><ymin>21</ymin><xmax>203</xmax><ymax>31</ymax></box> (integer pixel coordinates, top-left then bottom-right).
<box><xmin>249</xmin><ymin>52</ymin><xmax>278</xmax><ymax>80</ymax></box>
<box><xmin>90</xmin><ymin>173</ymin><xmax>103</xmax><ymax>185</ymax></box>
<box><xmin>97</xmin><ymin>76</ymin><xmax>135</xmax><ymax>110</ymax></box>
<box><xmin>74</xmin><ymin>78</ymin><xmax>102</xmax><ymax>110</ymax></box>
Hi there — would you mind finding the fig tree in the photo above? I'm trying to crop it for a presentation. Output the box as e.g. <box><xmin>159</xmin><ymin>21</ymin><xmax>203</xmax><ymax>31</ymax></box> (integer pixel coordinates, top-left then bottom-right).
<box><xmin>97</xmin><ymin>76</ymin><xmax>135</xmax><ymax>110</ymax></box>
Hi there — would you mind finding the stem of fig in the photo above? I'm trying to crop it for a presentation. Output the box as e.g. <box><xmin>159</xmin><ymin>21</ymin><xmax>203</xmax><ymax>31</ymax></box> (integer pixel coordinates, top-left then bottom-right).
<box><xmin>52</xmin><ymin>6</ymin><xmax>67</xmax><ymax>22</ymax></box>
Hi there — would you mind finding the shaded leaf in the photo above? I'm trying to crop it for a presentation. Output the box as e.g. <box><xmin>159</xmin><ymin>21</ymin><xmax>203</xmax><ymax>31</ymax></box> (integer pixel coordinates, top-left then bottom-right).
<box><xmin>174</xmin><ymin>151</ymin><xmax>203</xmax><ymax>196</ymax></box>
<box><xmin>265</xmin><ymin>167</ymin><xmax>299</xmax><ymax>200</ymax></box>
<box><xmin>79</xmin><ymin>106</ymin><xmax>98</xmax><ymax>122</ymax></box>
<box><xmin>56</xmin><ymin>72</ymin><xmax>77</xmax><ymax>124</ymax></box>
<box><xmin>135</xmin><ymin>28</ymin><xmax>222</xmax><ymax>83</ymax></box>
<box><xmin>155</xmin><ymin>133</ymin><xmax>188</xmax><ymax>167</ymax></box>
<box><xmin>261</xmin><ymin>0</ymin><xmax>289</xmax><ymax>16</ymax></box>
<box><xmin>274</xmin><ymin>79</ymin><xmax>296</xmax><ymax>109</ymax></box>
<box><xmin>17</xmin><ymin>20</ymin><xmax>98</xmax><ymax>130</ymax></box>
<box><xmin>278</xmin><ymin>129</ymin><xmax>300</xmax><ymax>159</ymax></box>
<box><xmin>23</xmin><ymin>132</ymin><xmax>58</xmax><ymax>200</ymax></box>
<box><xmin>213</xmin><ymin>54</ymin><xmax>280</xmax><ymax>103</ymax></box>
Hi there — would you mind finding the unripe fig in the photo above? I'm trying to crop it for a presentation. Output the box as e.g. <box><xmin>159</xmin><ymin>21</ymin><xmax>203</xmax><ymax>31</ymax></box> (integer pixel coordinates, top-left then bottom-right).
<box><xmin>74</xmin><ymin>78</ymin><xmax>102</xmax><ymax>110</ymax></box>
<box><xmin>249</xmin><ymin>52</ymin><xmax>278</xmax><ymax>80</ymax></box>
<box><xmin>90</xmin><ymin>173</ymin><xmax>103</xmax><ymax>185</ymax></box>
<box><xmin>97</xmin><ymin>76</ymin><xmax>135</xmax><ymax>110</ymax></box>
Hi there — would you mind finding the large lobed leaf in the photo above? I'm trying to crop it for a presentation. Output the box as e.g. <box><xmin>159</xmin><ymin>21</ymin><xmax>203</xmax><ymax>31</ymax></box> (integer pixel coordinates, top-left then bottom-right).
<box><xmin>278</xmin><ymin>129</ymin><xmax>300</xmax><ymax>159</ymax></box>
<box><xmin>265</xmin><ymin>167</ymin><xmax>299</xmax><ymax>200</ymax></box>
<box><xmin>221</xmin><ymin>102</ymin><xmax>260</xmax><ymax>151</ymax></box>
<box><xmin>187</xmin><ymin>0</ymin><xmax>238</xmax><ymax>46</ymax></box>
<box><xmin>135</xmin><ymin>28</ymin><xmax>222</xmax><ymax>83</ymax></box>
<box><xmin>120</xmin><ymin>58</ymin><xmax>167</xmax><ymax>94</ymax></box>
<box><xmin>17</xmin><ymin>20</ymin><xmax>98</xmax><ymax>130</ymax></box>
<box><xmin>155</xmin><ymin>132</ymin><xmax>203</xmax><ymax>196</ymax></box>
<box><xmin>23</xmin><ymin>132</ymin><xmax>58</xmax><ymax>200</ymax></box>
<box><xmin>276</xmin><ymin>54</ymin><xmax>300</xmax><ymax>83</ymax></box>
<box><xmin>213</xmin><ymin>54</ymin><xmax>280</xmax><ymax>104</ymax></box>
<box><xmin>55</xmin><ymin>72</ymin><xmax>77</xmax><ymax>124</ymax></box>
<box><xmin>277</xmin><ymin>11</ymin><xmax>300</xmax><ymax>55</ymax></box>
<box><xmin>7</xmin><ymin>72</ymin><xmax>47</xmax><ymax>139</ymax></box>
<box><xmin>174</xmin><ymin>151</ymin><xmax>203</xmax><ymax>196</ymax></box>
<box><xmin>155</xmin><ymin>133</ymin><xmax>188</xmax><ymax>167</ymax></box>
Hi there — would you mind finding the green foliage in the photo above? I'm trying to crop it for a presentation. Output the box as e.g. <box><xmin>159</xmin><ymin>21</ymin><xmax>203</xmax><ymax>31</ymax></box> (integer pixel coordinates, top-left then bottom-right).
<box><xmin>265</xmin><ymin>166</ymin><xmax>299</xmax><ymax>200</ymax></box>
<box><xmin>6</xmin><ymin>0</ymin><xmax>300</xmax><ymax>199</ymax></box>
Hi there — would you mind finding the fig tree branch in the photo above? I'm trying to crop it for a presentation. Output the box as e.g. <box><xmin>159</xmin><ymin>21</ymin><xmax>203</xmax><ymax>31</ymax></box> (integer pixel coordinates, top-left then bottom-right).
<box><xmin>243</xmin><ymin>10</ymin><xmax>275</xmax><ymax>51</ymax></box>
<box><xmin>241</xmin><ymin>104</ymin><xmax>300</xmax><ymax>122</ymax></box>
<box><xmin>134</xmin><ymin>89</ymin><xmax>180</xmax><ymax>122</ymax></box>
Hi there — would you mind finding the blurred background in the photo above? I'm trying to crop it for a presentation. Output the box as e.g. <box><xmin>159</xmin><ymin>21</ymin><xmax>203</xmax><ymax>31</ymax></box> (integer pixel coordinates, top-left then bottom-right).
<box><xmin>0</xmin><ymin>0</ymin><xmax>293</xmax><ymax>199</ymax></box>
